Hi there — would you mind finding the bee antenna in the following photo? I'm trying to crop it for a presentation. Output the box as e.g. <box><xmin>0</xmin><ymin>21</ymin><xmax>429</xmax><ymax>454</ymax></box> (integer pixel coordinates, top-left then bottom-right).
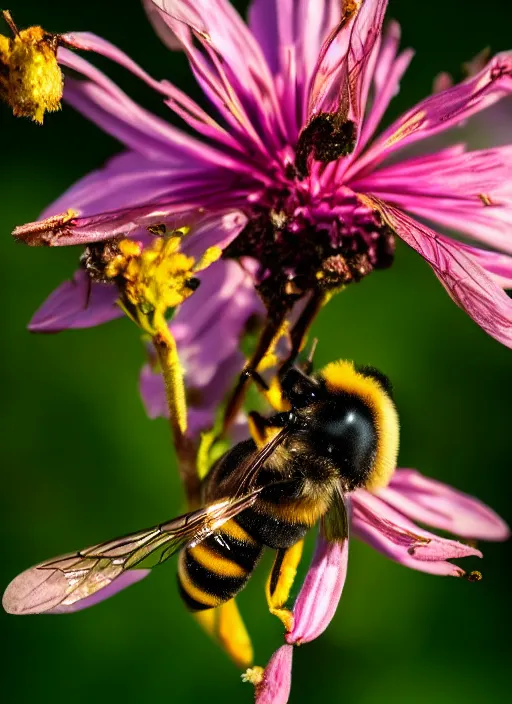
<box><xmin>307</xmin><ymin>338</ymin><xmax>318</xmax><ymax>364</ymax></box>
<box><xmin>2</xmin><ymin>10</ymin><xmax>20</xmax><ymax>36</ymax></box>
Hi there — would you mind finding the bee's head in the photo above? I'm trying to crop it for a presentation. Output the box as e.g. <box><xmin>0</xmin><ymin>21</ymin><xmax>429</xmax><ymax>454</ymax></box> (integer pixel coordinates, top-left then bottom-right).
<box><xmin>317</xmin><ymin>361</ymin><xmax>399</xmax><ymax>491</ymax></box>
<box><xmin>281</xmin><ymin>361</ymin><xmax>399</xmax><ymax>492</ymax></box>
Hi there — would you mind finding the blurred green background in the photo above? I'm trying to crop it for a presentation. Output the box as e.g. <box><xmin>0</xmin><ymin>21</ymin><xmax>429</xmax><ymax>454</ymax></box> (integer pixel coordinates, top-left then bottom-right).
<box><xmin>1</xmin><ymin>1</ymin><xmax>511</xmax><ymax>702</ymax></box>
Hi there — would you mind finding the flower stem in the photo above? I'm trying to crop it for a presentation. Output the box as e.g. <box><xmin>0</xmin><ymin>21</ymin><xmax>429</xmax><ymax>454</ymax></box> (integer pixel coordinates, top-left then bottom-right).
<box><xmin>152</xmin><ymin>325</ymin><xmax>200</xmax><ymax>502</ymax></box>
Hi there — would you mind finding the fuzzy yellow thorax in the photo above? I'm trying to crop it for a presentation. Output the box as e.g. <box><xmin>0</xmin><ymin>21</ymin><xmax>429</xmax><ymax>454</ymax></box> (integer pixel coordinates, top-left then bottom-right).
<box><xmin>0</xmin><ymin>12</ymin><xmax>64</xmax><ymax>123</ymax></box>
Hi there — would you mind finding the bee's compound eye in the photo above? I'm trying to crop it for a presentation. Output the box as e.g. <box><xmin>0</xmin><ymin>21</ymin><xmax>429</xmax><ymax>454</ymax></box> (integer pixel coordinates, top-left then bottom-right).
<box><xmin>314</xmin><ymin>400</ymin><xmax>377</xmax><ymax>490</ymax></box>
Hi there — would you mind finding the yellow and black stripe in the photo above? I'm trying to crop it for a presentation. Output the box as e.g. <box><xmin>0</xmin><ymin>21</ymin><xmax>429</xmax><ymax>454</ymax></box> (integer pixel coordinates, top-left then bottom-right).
<box><xmin>177</xmin><ymin>519</ymin><xmax>263</xmax><ymax>612</ymax></box>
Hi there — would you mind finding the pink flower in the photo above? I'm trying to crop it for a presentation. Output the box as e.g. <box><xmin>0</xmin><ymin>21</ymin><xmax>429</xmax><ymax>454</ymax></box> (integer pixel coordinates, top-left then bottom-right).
<box><xmin>12</xmin><ymin>0</ymin><xmax>512</xmax><ymax>422</ymax></box>
<box><xmin>256</xmin><ymin>469</ymin><xmax>509</xmax><ymax>703</ymax></box>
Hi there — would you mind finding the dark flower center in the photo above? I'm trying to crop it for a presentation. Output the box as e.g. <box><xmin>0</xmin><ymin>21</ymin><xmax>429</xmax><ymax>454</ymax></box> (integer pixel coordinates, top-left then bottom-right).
<box><xmin>223</xmin><ymin>196</ymin><xmax>395</xmax><ymax>313</ymax></box>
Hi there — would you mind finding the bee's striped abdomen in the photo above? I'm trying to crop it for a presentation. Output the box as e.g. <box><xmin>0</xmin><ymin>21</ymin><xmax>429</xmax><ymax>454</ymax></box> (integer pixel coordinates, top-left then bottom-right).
<box><xmin>177</xmin><ymin>519</ymin><xmax>263</xmax><ymax>612</ymax></box>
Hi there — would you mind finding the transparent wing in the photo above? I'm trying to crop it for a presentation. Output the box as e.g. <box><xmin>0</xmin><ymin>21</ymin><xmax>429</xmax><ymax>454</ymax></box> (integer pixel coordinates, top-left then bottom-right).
<box><xmin>322</xmin><ymin>483</ymin><xmax>350</xmax><ymax>542</ymax></box>
<box><xmin>3</xmin><ymin>491</ymin><xmax>262</xmax><ymax>616</ymax></box>
<box><xmin>230</xmin><ymin>426</ymin><xmax>291</xmax><ymax>499</ymax></box>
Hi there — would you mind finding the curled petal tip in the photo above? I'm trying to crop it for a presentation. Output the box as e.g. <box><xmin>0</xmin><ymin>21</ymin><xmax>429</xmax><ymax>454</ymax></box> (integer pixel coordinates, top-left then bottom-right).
<box><xmin>287</xmin><ymin>535</ymin><xmax>349</xmax><ymax>645</ymax></box>
<box><xmin>12</xmin><ymin>210</ymin><xmax>78</xmax><ymax>246</ymax></box>
<box><xmin>255</xmin><ymin>645</ymin><xmax>293</xmax><ymax>704</ymax></box>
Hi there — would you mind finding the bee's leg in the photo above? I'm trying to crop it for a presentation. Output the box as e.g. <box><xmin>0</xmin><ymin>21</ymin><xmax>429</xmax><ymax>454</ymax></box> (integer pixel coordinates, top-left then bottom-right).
<box><xmin>248</xmin><ymin>410</ymin><xmax>290</xmax><ymax>447</ymax></box>
<box><xmin>222</xmin><ymin>308</ymin><xmax>288</xmax><ymax>434</ymax></box>
<box><xmin>265</xmin><ymin>540</ymin><xmax>304</xmax><ymax>632</ymax></box>
<box><xmin>194</xmin><ymin>598</ymin><xmax>253</xmax><ymax>669</ymax></box>
<box><xmin>280</xmin><ymin>291</ymin><xmax>324</xmax><ymax>374</ymax></box>
<box><xmin>300</xmin><ymin>337</ymin><xmax>318</xmax><ymax>375</ymax></box>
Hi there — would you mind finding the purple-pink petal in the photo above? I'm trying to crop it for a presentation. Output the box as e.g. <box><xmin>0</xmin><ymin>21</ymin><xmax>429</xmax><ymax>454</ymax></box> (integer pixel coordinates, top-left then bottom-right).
<box><xmin>362</xmin><ymin>198</ymin><xmax>512</xmax><ymax>348</ymax></box>
<box><xmin>255</xmin><ymin>645</ymin><xmax>293</xmax><ymax>704</ymax></box>
<box><xmin>356</xmin><ymin>20</ymin><xmax>414</xmax><ymax>155</ymax></box>
<box><xmin>29</xmin><ymin>270</ymin><xmax>121</xmax><ymax>332</ymax></box>
<box><xmin>353</xmin><ymin>146</ymin><xmax>512</xmax><ymax>255</ymax></box>
<box><xmin>352</xmin><ymin>50</ymin><xmax>512</xmax><ymax>175</ymax></box>
<box><xmin>144</xmin><ymin>0</ymin><xmax>287</xmax><ymax>154</ymax></box>
<box><xmin>3</xmin><ymin>565</ymin><xmax>150</xmax><ymax>615</ymax></box>
<box><xmin>286</xmin><ymin>533</ymin><xmax>349</xmax><ymax>645</ymax></box>
<box><xmin>380</xmin><ymin>469</ymin><xmax>510</xmax><ymax>541</ymax></box>
<box><xmin>353</xmin><ymin>490</ymin><xmax>483</xmax><ymax>577</ymax></box>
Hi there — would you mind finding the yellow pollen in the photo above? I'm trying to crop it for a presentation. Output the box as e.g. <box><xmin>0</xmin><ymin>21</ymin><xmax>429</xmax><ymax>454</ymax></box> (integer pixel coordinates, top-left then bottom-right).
<box><xmin>342</xmin><ymin>1</ymin><xmax>360</xmax><ymax>20</ymax></box>
<box><xmin>0</xmin><ymin>11</ymin><xmax>64</xmax><ymax>123</ymax></box>
<box><xmin>478</xmin><ymin>193</ymin><xmax>494</xmax><ymax>206</ymax></box>
<box><xmin>467</xmin><ymin>570</ymin><xmax>483</xmax><ymax>582</ymax></box>
<box><xmin>241</xmin><ymin>666</ymin><xmax>264</xmax><ymax>686</ymax></box>
<box><xmin>104</xmin><ymin>234</ymin><xmax>221</xmax><ymax>334</ymax></box>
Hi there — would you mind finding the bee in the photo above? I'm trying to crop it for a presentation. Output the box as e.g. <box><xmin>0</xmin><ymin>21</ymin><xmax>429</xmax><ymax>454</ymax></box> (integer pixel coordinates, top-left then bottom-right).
<box><xmin>2</xmin><ymin>359</ymin><xmax>399</xmax><ymax>618</ymax></box>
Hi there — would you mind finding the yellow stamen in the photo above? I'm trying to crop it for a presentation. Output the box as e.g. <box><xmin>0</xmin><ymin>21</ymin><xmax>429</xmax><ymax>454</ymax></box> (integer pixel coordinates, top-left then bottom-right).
<box><xmin>0</xmin><ymin>11</ymin><xmax>64</xmax><ymax>123</ymax></box>
<box><xmin>241</xmin><ymin>666</ymin><xmax>264</xmax><ymax>685</ymax></box>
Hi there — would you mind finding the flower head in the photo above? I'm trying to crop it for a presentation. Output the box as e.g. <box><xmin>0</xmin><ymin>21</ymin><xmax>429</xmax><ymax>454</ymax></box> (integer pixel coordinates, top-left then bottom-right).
<box><xmin>4</xmin><ymin>2</ymin><xmax>512</xmax><ymax>700</ymax></box>
<box><xmin>10</xmin><ymin>0</ymin><xmax>512</xmax><ymax>361</ymax></box>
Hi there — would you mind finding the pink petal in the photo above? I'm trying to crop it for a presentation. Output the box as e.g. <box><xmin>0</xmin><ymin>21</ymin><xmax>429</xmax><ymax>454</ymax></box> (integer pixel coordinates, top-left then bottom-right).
<box><xmin>14</xmin><ymin>200</ymin><xmax>246</xmax><ymax>248</ymax></box>
<box><xmin>353</xmin><ymin>490</ymin><xmax>483</xmax><ymax>577</ymax></box>
<box><xmin>3</xmin><ymin>566</ymin><xmax>150</xmax><ymax>615</ymax></box>
<box><xmin>459</xmin><ymin>245</ymin><xmax>512</xmax><ymax>289</ymax></box>
<box><xmin>353</xmin><ymin>51</ymin><xmax>512</xmax><ymax>175</ymax></box>
<box><xmin>286</xmin><ymin>533</ymin><xmax>348</xmax><ymax>645</ymax></box>
<box><xmin>356</xmin><ymin>20</ymin><xmax>414</xmax><ymax>156</ymax></box>
<box><xmin>40</xmin><ymin>151</ymin><xmax>193</xmax><ymax>221</ymax></box>
<box><xmin>353</xmin><ymin>146</ymin><xmax>512</xmax><ymax>255</ymax></box>
<box><xmin>380</xmin><ymin>469</ymin><xmax>510</xmax><ymax>541</ymax></box>
<box><xmin>360</xmin><ymin>197</ymin><xmax>512</xmax><ymax>348</ymax></box>
<box><xmin>63</xmin><ymin>31</ymin><xmax>246</xmax><ymax>156</ymax></box>
<box><xmin>144</xmin><ymin>0</ymin><xmax>286</xmax><ymax>153</ymax></box>
<box><xmin>248</xmin><ymin>0</ymin><xmax>340</xmax><ymax>133</ymax></box>
<box><xmin>255</xmin><ymin>645</ymin><xmax>293</xmax><ymax>704</ymax></box>
<box><xmin>28</xmin><ymin>270</ymin><xmax>121</xmax><ymax>333</ymax></box>
<box><xmin>57</xmin><ymin>46</ymin><xmax>251</xmax><ymax>174</ymax></box>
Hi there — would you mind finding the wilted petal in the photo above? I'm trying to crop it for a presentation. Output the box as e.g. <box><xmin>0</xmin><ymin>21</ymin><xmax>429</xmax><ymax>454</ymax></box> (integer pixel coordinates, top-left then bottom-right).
<box><xmin>353</xmin><ymin>490</ymin><xmax>482</xmax><ymax>577</ymax></box>
<box><xmin>29</xmin><ymin>270</ymin><xmax>121</xmax><ymax>332</ymax></box>
<box><xmin>307</xmin><ymin>0</ymin><xmax>388</xmax><ymax>125</ymax></box>
<box><xmin>15</xmin><ymin>201</ymin><xmax>246</xmax><ymax>248</ymax></box>
<box><xmin>286</xmin><ymin>533</ymin><xmax>348</xmax><ymax>645</ymax></box>
<box><xmin>460</xmin><ymin>245</ymin><xmax>512</xmax><ymax>289</ymax></box>
<box><xmin>3</xmin><ymin>565</ymin><xmax>150</xmax><ymax>615</ymax></box>
<box><xmin>360</xmin><ymin>197</ymin><xmax>512</xmax><ymax>348</ymax></box>
<box><xmin>380</xmin><ymin>469</ymin><xmax>510</xmax><ymax>541</ymax></box>
<box><xmin>255</xmin><ymin>645</ymin><xmax>293</xmax><ymax>704</ymax></box>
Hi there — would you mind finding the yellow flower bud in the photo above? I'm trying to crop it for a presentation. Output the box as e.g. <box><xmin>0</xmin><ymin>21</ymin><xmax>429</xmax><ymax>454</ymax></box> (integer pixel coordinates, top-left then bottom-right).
<box><xmin>0</xmin><ymin>11</ymin><xmax>64</xmax><ymax>123</ymax></box>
